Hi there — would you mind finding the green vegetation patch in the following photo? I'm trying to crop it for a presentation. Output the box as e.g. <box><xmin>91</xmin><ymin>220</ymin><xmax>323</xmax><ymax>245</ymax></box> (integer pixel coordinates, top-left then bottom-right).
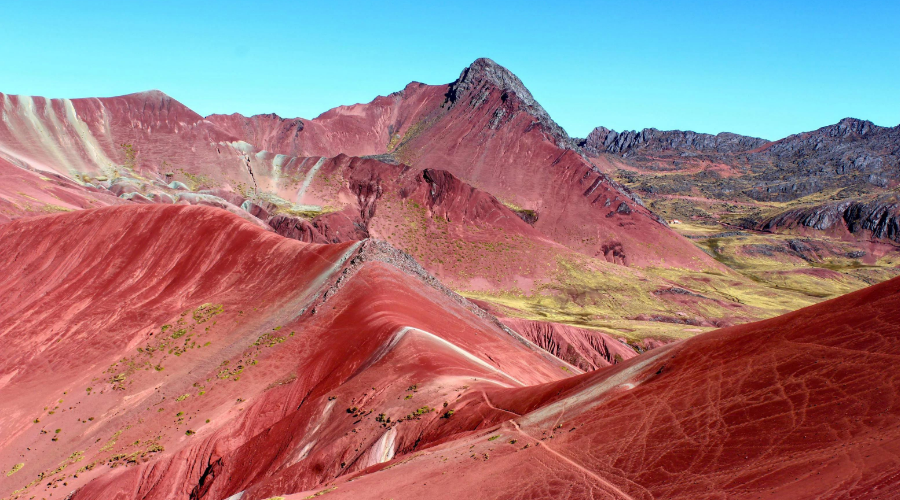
<box><xmin>193</xmin><ymin>303</ymin><xmax>224</xmax><ymax>323</ymax></box>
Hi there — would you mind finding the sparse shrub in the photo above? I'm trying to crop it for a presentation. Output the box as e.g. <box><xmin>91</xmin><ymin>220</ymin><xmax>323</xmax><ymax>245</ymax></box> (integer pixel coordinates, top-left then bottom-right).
<box><xmin>193</xmin><ymin>303</ymin><xmax>224</xmax><ymax>323</ymax></box>
<box><xmin>7</xmin><ymin>463</ymin><xmax>23</xmax><ymax>476</ymax></box>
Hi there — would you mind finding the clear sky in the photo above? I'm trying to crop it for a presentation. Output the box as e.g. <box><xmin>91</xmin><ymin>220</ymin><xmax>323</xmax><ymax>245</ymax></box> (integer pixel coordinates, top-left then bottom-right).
<box><xmin>2</xmin><ymin>0</ymin><xmax>898</xmax><ymax>140</ymax></box>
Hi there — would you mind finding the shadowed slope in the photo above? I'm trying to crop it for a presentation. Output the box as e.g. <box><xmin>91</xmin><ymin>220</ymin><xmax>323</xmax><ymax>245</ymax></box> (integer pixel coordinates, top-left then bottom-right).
<box><xmin>501</xmin><ymin>318</ymin><xmax>640</xmax><ymax>371</ymax></box>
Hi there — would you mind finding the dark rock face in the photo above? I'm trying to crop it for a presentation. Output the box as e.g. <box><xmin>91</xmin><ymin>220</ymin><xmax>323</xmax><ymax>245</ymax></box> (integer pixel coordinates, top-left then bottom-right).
<box><xmin>512</xmin><ymin>208</ymin><xmax>539</xmax><ymax>225</ymax></box>
<box><xmin>580</xmin><ymin>117</ymin><xmax>900</xmax><ymax>203</ymax></box>
<box><xmin>240</xmin><ymin>200</ymin><xmax>271</xmax><ymax>221</ymax></box>
<box><xmin>580</xmin><ymin>126</ymin><xmax>767</xmax><ymax>156</ymax></box>
<box><xmin>446</xmin><ymin>58</ymin><xmax>574</xmax><ymax>150</ymax></box>
<box><xmin>749</xmin><ymin>118</ymin><xmax>900</xmax><ymax>200</ymax></box>
<box><xmin>599</xmin><ymin>241</ymin><xmax>627</xmax><ymax>265</ymax></box>
<box><xmin>761</xmin><ymin>197</ymin><xmax>900</xmax><ymax>243</ymax></box>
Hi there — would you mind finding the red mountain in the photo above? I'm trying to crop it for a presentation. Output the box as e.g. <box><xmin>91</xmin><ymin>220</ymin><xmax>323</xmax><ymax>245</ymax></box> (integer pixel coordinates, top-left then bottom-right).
<box><xmin>206</xmin><ymin>59</ymin><xmax>714</xmax><ymax>269</ymax></box>
<box><xmin>0</xmin><ymin>60</ymin><xmax>719</xmax><ymax>272</ymax></box>
<box><xmin>281</xmin><ymin>269</ymin><xmax>900</xmax><ymax>500</ymax></box>
<box><xmin>1</xmin><ymin>205</ymin><xmax>899</xmax><ymax>499</ymax></box>
<box><xmin>0</xmin><ymin>205</ymin><xmax>570</xmax><ymax>499</ymax></box>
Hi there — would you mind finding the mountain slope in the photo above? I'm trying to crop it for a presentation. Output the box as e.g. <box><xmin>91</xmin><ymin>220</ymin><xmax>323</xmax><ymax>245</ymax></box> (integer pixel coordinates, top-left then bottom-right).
<box><xmin>4</xmin><ymin>59</ymin><xmax>898</xmax><ymax>347</ymax></box>
<box><xmin>0</xmin><ymin>155</ymin><xmax>123</xmax><ymax>222</ymax></box>
<box><xmin>239</xmin><ymin>58</ymin><xmax>717</xmax><ymax>269</ymax></box>
<box><xmin>283</xmin><ymin>271</ymin><xmax>900</xmax><ymax>500</ymax></box>
<box><xmin>4</xmin><ymin>205</ymin><xmax>899</xmax><ymax>499</ymax></box>
<box><xmin>0</xmin><ymin>205</ymin><xmax>569</xmax><ymax>500</ymax></box>
<box><xmin>581</xmin><ymin>117</ymin><xmax>900</xmax><ymax>308</ymax></box>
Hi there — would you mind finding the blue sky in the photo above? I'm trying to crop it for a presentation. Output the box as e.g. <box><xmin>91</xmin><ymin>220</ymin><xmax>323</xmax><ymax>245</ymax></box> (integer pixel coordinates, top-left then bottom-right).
<box><xmin>2</xmin><ymin>0</ymin><xmax>898</xmax><ymax>140</ymax></box>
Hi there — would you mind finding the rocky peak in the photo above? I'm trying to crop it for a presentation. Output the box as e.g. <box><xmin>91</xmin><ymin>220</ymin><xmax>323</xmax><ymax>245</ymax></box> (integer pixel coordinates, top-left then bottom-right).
<box><xmin>827</xmin><ymin>118</ymin><xmax>876</xmax><ymax>138</ymax></box>
<box><xmin>447</xmin><ymin>58</ymin><xmax>533</xmax><ymax>105</ymax></box>
<box><xmin>446</xmin><ymin>58</ymin><xmax>574</xmax><ymax>149</ymax></box>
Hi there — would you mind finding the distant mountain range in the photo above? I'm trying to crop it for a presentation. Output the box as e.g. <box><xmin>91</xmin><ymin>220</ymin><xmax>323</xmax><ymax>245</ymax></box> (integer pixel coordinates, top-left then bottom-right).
<box><xmin>579</xmin><ymin>117</ymin><xmax>900</xmax><ymax>202</ymax></box>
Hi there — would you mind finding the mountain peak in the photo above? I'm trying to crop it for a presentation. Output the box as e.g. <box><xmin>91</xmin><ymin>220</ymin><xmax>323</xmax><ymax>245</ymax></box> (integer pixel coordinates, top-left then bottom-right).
<box><xmin>830</xmin><ymin>117</ymin><xmax>876</xmax><ymax>137</ymax></box>
<box><xmin>451</xmin><ymin>58</ymin><xmax>532</xmax><ymax>102</ymax></box>
<box><xmin>447</xmin><ymin>58</ymin><xmax>572</xmax><ymax>149</ymax></box>
<box><xmin>125</xmin><ymin>89</ymin><xmax>174</xmax><ymax>101</ymax></box>
<box><xmin>448</xmin><ymin>58</ymin><xmax>540</xmax><ymax>114</ymax></box>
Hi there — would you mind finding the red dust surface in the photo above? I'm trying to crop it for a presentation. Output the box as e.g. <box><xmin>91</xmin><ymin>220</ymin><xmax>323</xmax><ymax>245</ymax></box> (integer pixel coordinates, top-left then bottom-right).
<box><xmin>2</xmin><ymin>204</ymin><xmax>899</xmax><ymax>499</ymax></box>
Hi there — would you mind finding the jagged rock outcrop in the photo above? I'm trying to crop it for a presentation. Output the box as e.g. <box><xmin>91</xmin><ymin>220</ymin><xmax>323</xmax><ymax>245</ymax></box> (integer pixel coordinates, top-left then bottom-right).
<box><xmin>757</xmin><ymin>118</ymin><xmax>900</xmax><ymax>193</ymax></box>
<box><xmin>445</xmin><ymin>58</ymin><xmax>574</xmax><ymax>150</ymax></box>
<box><xmin>580</xmin><ymin>126</ymin><xmax>767</xmax><ymax>155</ymax></box>
<box><xmin>581</xmin><ymin>117</ymin><xmax>900</xmax><ymax>203</ymax></box>
<box><xmin>761</xmin><ymin>196</ymin><xmax>900</xmax><ymax>243</ymax></box>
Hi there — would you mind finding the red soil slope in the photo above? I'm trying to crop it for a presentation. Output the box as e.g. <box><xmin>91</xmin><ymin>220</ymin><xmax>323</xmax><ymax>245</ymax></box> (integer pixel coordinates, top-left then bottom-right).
<box><xmin>272</xmin><ymin>153</ymin><xmax>566</xmax><ymax>291</ymax></box>
<box><xmin>0</xmin><ymin>156</ymin><xmax>122</xmax><ymax>222</ymax></box>
<box><xmin>283</xmin><ymin>275</ymin><xmax>900</xmax><ymax>500</ymax></box>
<box><xmin>0</xmin><ymin>91</ymin><xmax>242</xmax><ymax>180</ymax></box>
<box><xmin>0</xmin><ymin>204</ymin><xmax>569</xmax><ymax>500</ymax></box>
<box><xmin>2</xmin><ymin>192</ymin><xmax>898</xmax><ymax>500</ymax></box>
